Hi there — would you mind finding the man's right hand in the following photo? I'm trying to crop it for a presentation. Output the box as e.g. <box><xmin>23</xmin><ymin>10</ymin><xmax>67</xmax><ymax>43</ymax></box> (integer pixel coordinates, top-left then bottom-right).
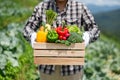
<box><xmin>30</xmin><ymin>32</ymin><xmax>36</xmax><ymax>48</ymax></box>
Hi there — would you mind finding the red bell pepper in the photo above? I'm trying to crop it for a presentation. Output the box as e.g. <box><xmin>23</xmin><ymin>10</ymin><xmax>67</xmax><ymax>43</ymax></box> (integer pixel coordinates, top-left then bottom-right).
<box><xmin>56</xmin><ymin>26</ymin><xmax>70</xmax><ymax>40</ymax></box>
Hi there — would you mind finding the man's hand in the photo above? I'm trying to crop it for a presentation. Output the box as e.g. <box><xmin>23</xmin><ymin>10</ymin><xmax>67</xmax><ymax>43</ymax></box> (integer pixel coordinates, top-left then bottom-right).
<box><xmin>82</xmin><ymin>32</ymin><xmax>90</xmax><ymax>47</ymax></box>
<box><xmin>30</xmin><ymin>32</ymin><xmax>36</xmax><ymax>48</ymax></box>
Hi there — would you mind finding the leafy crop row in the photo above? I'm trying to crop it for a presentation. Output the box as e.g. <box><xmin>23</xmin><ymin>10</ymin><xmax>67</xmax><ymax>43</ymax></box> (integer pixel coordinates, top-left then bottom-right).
<box><xmin>0</xmin><ymin>0</ymin><xmax>39</xmax><ymax>29</ymax></box>
<box><xmin>84</xmin><ymin>39</ymin><xmax>120</xmax><ymax>80</ymax></box>
<box><xmin>0</xmin><ymin>23</ymin><xmax>39</xmax><ymax>80</ymax></box>
<box><xmin>0</xmin><ymin>0</ymin><xmax>40</xmax><ymax>79</ymax></box>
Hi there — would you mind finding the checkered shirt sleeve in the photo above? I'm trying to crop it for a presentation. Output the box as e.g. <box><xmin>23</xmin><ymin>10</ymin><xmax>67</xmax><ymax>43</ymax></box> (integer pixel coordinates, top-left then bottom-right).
<box><xmin>82</xmin><ymin>3</ymin><xmax>100</xmax><ymax>42</ymax></box>
<box><xmin>23</xmin><ymin>2</ymin><xmax>43</xmax><ymax>42</ymax></box>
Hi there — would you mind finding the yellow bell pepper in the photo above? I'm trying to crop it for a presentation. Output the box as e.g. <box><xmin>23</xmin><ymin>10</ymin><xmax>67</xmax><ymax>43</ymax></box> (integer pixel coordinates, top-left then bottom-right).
<box><xmin>36</xmin><ymin>26</ymin><xmax>48</xmax><ymax>42</ymax></box>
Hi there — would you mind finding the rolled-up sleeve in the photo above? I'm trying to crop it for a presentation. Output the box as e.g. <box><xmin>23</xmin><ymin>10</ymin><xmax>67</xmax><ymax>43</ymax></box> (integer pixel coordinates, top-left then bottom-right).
<box><xmin>23</xmin><ymin>3</ymin><xmax>42</xmax><ymax>42</ymax></box>
<box><xmin>82</xmin><ymin>4</ymin><xmax>100</xmax><ymax>42</ymax></box>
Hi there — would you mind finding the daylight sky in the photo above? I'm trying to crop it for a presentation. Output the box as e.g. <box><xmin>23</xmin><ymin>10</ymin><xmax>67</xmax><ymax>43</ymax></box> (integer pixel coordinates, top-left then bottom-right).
<box><xmin>77</xmin><ymin>0</ymin><xmax>120</xmax><ymax>6</ymax></box>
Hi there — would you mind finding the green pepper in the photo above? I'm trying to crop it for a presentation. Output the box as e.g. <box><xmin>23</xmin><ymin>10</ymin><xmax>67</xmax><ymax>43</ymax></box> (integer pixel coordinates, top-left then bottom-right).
<box><xmin>47</xmin><ymin>30</ymin><xmax>58</xmax><ymax>42</ymax></box>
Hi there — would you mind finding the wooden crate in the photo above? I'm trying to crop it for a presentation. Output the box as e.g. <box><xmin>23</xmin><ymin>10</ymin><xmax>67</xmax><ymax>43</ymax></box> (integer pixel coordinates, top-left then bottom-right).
<box><xmin>33</xmin><ymin>42</ymin><xmax>85</xmax><ymax>65</ymax></box>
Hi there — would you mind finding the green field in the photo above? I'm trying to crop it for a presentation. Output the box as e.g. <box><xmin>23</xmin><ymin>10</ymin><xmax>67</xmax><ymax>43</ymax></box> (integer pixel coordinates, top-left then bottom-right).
<box><xmin>0</xmin><ymin>0</ymin><xmax>120</xmax><ymax>80</ymax></box>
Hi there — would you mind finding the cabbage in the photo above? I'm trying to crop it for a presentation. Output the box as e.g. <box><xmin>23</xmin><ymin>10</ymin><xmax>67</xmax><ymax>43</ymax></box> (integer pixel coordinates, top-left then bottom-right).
<box><xmin>67</xmin><ymin>25</ymin><xmax>82</xmax><ymax>34</ymax></box>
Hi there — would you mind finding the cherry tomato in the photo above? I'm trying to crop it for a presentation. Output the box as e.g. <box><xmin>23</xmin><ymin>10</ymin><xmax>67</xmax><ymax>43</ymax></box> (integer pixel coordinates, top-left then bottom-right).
<box><xmin>62</xmin><ymin>36</ymin><xmax>67</xmax><ymax>40</ymax></box>
<box><xmin>59</xmin><ymin>35</ymin><xmax>63</xmax><ymax>40</ymax></box>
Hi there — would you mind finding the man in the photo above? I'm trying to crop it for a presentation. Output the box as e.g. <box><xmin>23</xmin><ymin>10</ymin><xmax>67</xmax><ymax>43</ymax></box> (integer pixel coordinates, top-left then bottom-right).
<box><xmin>23</xmin><ymin>0</ymin><xmax>100</xmax><ymax>80</ymax></box>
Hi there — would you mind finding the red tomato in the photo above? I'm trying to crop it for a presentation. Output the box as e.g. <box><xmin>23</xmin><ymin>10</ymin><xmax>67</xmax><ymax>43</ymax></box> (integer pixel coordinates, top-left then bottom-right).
<box><xmin>59</xmin><ymin>35</ymin><xmax>63</xmax><ymax>40</ymax></box>
<box><xmin>65</xmin><ymin>33</ymin><xmax>70</xmax><ymax>37</ymax></box>
<box><xmin>62</xmin><ymin>36</ymin><xmax>67</xmax><ymax>40</ymax></box>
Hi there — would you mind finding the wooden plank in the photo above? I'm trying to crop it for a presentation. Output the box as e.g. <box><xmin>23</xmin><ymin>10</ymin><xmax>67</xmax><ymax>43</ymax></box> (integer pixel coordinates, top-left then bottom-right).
<box><xmin>34</xmin><ymin>57</ymin><xmax>84</xmax><ymax>65</ymax></box>
<box><xmin>33</xmin><ymin>43</ymin><xmax>85</xmax><ymax>50</ymax></box>
<box><xmin>34</xmin><ymin>50</ymin><xmax>85</xmax><ymax>57</ymax></box>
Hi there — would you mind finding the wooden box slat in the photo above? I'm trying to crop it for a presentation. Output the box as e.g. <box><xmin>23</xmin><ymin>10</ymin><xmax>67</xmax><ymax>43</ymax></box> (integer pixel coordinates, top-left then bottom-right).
<box><xmin>34</xmin><ymin>57</ymin><xmax>84</xmax><ymax>65</ymax></box>
<box><xmin>33</xmin><ymin>42</ymin><xmax>85</xmax><ymax>65</ymax></box>
<box><xmin>34</xmin><ymin>50</ymin><xmax>85</xmax><ymax>57</ymax></box>
<box><xmin>33</xmin><ymin>43</ymin><xmax>85</xmax><ymax>50</ymax></box>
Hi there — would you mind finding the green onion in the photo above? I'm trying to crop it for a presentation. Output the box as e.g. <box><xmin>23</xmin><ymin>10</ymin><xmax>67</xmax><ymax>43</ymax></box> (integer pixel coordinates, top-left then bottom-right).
<box><xmin>46</xmin><ymin>10</ymin><xmax>57</xmax><ymax>25</ymax></box>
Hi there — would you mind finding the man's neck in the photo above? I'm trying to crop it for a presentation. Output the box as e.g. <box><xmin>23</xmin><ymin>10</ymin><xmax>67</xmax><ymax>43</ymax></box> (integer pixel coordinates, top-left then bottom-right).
<box><xmin>56</xmin><ymin>0</ymin><xmax>68</xmax><ymax>12</ymax></box>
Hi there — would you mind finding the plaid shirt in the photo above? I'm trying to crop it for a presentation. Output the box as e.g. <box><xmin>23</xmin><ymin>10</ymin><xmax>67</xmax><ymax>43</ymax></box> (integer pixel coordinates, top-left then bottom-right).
<box><xmin>23</xmin><ymin>0</ymin><xmax>100</xmax><ymax>76</ymax></box>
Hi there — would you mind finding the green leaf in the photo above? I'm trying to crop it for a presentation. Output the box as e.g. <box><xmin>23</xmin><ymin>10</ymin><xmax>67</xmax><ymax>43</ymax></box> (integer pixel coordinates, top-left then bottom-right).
<box><xmin>7</xmin><ymin>57</ymin><xmax>19</xmax><ymax>67</ymax></box>
<box><xmin>0</xmin><ymin>55</ymin><xmax>7</xmax><ymax>69</ymax></box>
<box><xmin>0</xmin><ymin>47</ymin><xmax>3</xmax><ymax>54</ymax></box>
